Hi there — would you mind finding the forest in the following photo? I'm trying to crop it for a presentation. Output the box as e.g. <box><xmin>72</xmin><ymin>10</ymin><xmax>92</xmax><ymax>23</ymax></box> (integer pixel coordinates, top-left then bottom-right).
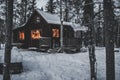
<box><xmin>0</xmin><ymin>0</ymin><xmax>120</xmax><ymax>80</ymax></box>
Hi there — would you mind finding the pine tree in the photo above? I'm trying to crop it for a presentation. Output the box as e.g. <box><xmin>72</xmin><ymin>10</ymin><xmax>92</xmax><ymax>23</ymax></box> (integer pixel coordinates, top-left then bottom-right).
<box><xmin>46</xmin><ymin>0</ymin><xmax>56</xmax><ymax>13</ymax></box>
<box><xmin>103</xmin><ymin>0</ymin><xmax>115</xmax><ymax>80</ymax></box>
<box><xmin>27</xmin><ymin>0</ymin><xmax>36</xmax><ymax>18</ymax></box>
<box><xmin>73</xmin><ymin>0</ymin><xmax>83</xmax><ymax>23</ymax></box>
<box><xmin>3</xmin><ymin>0</ymin><xmax>13</xmax><ymax>80</ymax></box>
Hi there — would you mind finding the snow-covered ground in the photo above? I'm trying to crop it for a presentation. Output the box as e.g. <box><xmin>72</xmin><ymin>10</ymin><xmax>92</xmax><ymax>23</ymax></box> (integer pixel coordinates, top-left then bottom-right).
<box><xmin>0</xmin><ymin>46</ymin><xmax>120</xmax><ymax>80</ymax></box>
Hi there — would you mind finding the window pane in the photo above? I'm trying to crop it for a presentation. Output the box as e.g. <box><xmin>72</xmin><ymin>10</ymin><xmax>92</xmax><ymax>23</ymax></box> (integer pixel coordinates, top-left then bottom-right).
<box><xmin>19</xmin><ymin>32</ymin><xmax>25</xmax><ymax>40</ymax></box>
<box><xmin>31</xmin><ymin>30</ymin><xmax>41</xmax><ymax>39</ymax></box>
<box><xmin>52</xmin><ymin>29</ymin><xmax>59</xmax><ymax>38</ymax></box>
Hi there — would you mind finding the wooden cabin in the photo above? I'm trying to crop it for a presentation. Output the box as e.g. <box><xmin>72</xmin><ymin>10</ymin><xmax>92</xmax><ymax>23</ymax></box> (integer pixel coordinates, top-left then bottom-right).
<box><xmin>13</xmin><ymin>10</ymin><xmax>87</xmax><ymax>52</ymax></box>
<box><xmin>13</xmin><ymin>9</ymin><xmax>86</xmax><ymax>51</ymax></box>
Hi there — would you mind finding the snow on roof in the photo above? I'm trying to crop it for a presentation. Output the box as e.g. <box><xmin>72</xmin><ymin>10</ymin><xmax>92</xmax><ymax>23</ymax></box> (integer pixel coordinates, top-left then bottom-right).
<box><xmin>71</xmin><ymin>23</ymin><xmax>88</xmax><ymax>32</ymax></box>
<box><xmin>74</xmin><ymin>26</ymin><xmax>88</xmax><ymax>32</ymax></box>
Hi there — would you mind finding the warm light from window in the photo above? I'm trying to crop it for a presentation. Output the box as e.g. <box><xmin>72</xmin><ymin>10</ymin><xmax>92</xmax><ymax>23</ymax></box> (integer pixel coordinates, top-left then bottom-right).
<box><xmin>52</xmin><ymin>29</ymin><xmax>59</xmax><ymax>38</ymax></box>
<box><xmin>19</xmin><ymin>32</ymin><xmax>24</xmax><ymax>40</ymax></box>
<box><xmin>31</xmin><ymin>30</ymin><xmax>41</xmax><ymax>39</ymax></box>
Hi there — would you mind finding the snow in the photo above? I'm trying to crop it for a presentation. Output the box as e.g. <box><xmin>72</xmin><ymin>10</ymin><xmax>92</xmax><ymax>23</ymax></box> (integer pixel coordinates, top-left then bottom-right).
<box><xmin>0</xmin><ymin>47</ymin><xmax>120</xmax><ymax>80</ymax></box>
<box><xmin>72</xmin><ymin>24</ymin><xmax>88</xmax><ymax>32</ymax></box>
<box><xmin>36</xmin><ymin>0</ymin><xmax>48</xmax><ymax>9</ymax></box>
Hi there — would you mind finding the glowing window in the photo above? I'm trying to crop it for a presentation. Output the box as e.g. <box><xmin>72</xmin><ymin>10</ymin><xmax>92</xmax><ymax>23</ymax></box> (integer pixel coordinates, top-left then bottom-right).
<box><xmin>52</xmin><ymin>29</ymin><xmax>59</xmax><ymax>38</ymax></box>
<box><xmin>31</xmin><ymin>30</ymin><xmax>41</xmax><ymax>39</ymax></box>
<box><xmin>19</xmin><ymin>32</ymin><xmax>25</xmax><ymax>40</ymax></box>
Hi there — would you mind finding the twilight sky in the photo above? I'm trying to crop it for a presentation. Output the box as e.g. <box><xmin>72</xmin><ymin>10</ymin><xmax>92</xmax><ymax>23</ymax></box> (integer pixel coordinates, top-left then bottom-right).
<box><xmin>36</xmin><ymin>0</ymin><xmax>48</xmax><ymax>9</ymax></box>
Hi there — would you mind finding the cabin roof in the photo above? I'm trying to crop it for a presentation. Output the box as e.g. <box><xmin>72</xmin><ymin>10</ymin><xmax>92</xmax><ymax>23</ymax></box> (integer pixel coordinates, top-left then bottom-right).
<box><xmin>36</xmin><ymin>10</ymin><xmax>72</xmax><ymax>26</ymax></box>
<box><xmin>35</xmin><ymin>9</ymin><xmax>88</xmax><ymax>32</ymax></box>
<box><xmin>13</xmin><ymin>9</ymin><xmax>87</xmax><ymax>32</ymax></box>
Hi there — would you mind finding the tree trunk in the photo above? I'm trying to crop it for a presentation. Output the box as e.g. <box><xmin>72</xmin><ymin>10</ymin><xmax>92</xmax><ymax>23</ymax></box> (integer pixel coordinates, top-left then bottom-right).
<box><xmin>59</xmin><ymin>0</ymin><xmax>63</xmax><ymax>52</ymax></box>
<box><xmin>24</xmin><ymin>0</ymin><xmax>27</xmax><ymax>23</ymax></box>
<box><xmin>83</xmin><ymin>0</ymin><xmax>97</xmax><ymax>80</ymax></box>
<box><xmin>103</xmin><ymin>0</ymin><xmax>115</xmax><ymax>80</ymax></box>
<box><xmin>64</xmin><ymin>0</ymin><xmax>69</xmax><ymax>22</ymax></box>
<box><xmin>0</xmin><ymin>30</ymin><xmax>1</xmax><ymax>49</ymax></box>
<box><xmin>3</xmin><ymin>0</ymin><xmax>13</xmax><ymax>80</ymax></box>
<box><xmin>89</xmin><ymin>45</ymin><xmax>96</xmax><ymax>80</ymax></box>
<box><xmin>0</xmin><ymin>22</ymin><xmax>2</xmax><ymax>49</ymax></box>
<box><xmin>0</xmin><ymin>42</ymin><xmax>1</xmax><ymax>49</ymax></box>
<box><xmin>88</xmin><ymin>16</ymin><xmax>97</xmax><ymax>80</ymax></box>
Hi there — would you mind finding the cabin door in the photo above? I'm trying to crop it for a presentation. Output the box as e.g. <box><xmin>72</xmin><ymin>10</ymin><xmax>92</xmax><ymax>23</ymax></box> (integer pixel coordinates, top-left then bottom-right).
<box><xmin>30</xmin><ymin>29</ymin><xmax>41</xmax><ymax>47</ymax></box>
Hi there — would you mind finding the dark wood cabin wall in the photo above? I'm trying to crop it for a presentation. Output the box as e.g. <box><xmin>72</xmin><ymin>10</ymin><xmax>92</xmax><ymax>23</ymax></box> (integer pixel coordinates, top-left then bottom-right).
<box><xmin>49</xmin><ymin>24</ymin><xmax>75</xmax><ymax>48</ymax></box>
<box><xmin>13</xmin><ymin>30</ymin><xmax>18</xmax><ymax>43</ymax></box>
<box><xmin>19</xmin><ymin>27</ymin><xmax>25</xmax><ymax>43</ymax></box>
<box><xmin>12</xmin><ymin>27</ymin><xmax>26</xmax><ymax>47</ymax></box>
<box><xmin>23</xmin><ymin>12</ymin><xmax>51</xmax><ymax>48</ymax></box>
<box><xmin>24</xmin><ymin>25</ymin><xmax>30</xmax><ymax>48</ymax></box>
<box><xmin>28</xmin><ymin>12</ymin><xmax>51</xmax><ymax>37</ymax></box>
<box><xmin>63</xmin><ymin>25</ymin><xmax>74</xmax><ymax>38</ymax></box>
<box><xmin>13</xmin><ymin>27</ymin><xmax>25</xmax><ymax>43</ymax></box>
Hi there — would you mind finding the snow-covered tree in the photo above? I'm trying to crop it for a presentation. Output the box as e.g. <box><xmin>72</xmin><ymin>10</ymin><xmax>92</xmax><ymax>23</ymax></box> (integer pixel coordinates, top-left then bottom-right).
<box><xmin>0</xmin><ymin>1</ymin><xmax>6</xmax><ymax>19</ymax></box>
<box><xmin>46</xmin><ymin>0</ymin><xmax>56</xmax><ymax>13</ymax></box>
<box><xmin>13</xmin><ymin>0</ymin><xmax>36</xmax><ymax>27</ymax></box>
